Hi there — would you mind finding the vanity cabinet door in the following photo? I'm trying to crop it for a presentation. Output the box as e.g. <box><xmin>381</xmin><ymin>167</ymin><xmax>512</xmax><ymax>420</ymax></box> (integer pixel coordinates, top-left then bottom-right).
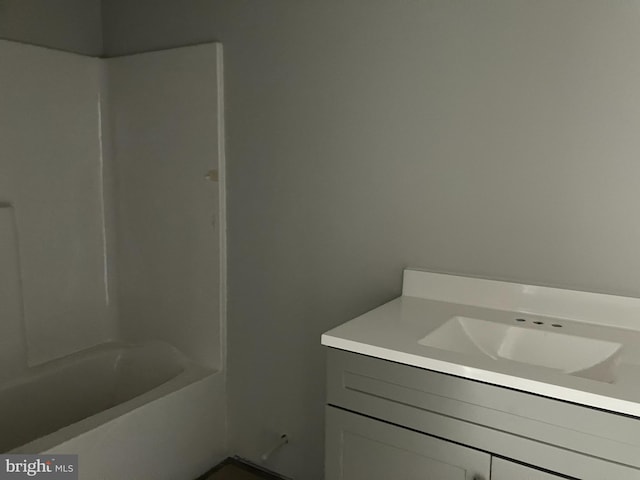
<box><xmin>325</xmin><ymin>406</ymin><xmax>490</xmax><ymax>480</ymax></box>
<box><xmin>491</xmin><ymin>458</ymin><xmax>573</xmax><ymax>480</ymax></box>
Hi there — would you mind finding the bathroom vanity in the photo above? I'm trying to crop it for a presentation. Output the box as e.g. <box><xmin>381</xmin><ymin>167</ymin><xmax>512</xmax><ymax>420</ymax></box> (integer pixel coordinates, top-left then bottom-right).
<box><xmin>322</xmin><ymin>269</ymin><xmax>640</xmax><ymax>479</ymax></box>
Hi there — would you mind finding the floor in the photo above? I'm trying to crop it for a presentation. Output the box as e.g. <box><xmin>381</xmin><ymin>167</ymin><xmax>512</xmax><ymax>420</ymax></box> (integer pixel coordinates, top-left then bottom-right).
<box><xmin>200</xmin><ymin>459</ymin><xmax>283</xmax><ymax>480</ymax></box>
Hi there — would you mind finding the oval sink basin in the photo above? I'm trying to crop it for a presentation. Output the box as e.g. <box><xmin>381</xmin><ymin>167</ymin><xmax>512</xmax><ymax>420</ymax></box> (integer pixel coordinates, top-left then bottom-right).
<box><xmin>418</xmin><ymin>316</ymin><xmax>622</xmax><ymax>383</ymax></box>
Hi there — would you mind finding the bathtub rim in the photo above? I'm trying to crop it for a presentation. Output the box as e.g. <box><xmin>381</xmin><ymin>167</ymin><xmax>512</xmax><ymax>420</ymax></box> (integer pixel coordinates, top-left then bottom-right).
<box><xmin>0</xmin><ymin>340</ymin><xmax>190</xmax><ymax>394</ymax></box>
<box><xmin>5</xmin><ymin>341</ymin><xmax>216</xmax><ymax>454</ymax></box>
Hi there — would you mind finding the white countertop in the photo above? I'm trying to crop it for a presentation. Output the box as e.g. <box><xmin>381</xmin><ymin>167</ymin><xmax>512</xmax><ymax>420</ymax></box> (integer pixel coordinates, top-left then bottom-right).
<box><xmin>322</xmin><ymin>269</ymin><xmax>640</xmax><ymax>417</ymax></box>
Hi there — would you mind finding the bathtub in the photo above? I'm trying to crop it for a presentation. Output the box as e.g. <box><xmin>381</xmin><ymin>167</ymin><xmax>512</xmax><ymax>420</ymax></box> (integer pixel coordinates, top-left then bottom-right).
<box><xmin>1</xmin><ymin>341</ymin><xmax>226</xmax><ymax>480</ymax></box>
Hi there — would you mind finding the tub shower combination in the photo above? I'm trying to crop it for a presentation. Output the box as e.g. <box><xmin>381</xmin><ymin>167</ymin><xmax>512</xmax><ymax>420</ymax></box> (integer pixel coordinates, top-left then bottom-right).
<box><xmin>0</xmin><ymin>39</ymin><xmax>226</xmax><ymax>479</ymax></box>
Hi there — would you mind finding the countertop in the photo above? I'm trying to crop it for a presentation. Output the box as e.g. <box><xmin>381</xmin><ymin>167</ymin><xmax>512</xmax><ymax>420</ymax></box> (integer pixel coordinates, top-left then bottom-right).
<box><xmin>322</xmin><ymin>269</ymin><xmax>640</xmax><ymax>417</ymax></box>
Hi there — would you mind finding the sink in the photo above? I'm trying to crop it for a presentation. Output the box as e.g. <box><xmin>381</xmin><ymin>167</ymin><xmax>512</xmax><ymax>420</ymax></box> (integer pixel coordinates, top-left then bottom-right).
<box><xmin>418</xmin><ymin>317</ymin><xmax>622</xmax><ymax>383</ymax></box>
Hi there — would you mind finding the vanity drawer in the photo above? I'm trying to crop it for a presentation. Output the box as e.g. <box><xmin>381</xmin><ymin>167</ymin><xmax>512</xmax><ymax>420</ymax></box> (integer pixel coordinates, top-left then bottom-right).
<box><xmin>327</xmin><ymin>348</ymin><xmax>640</xmax><ymax>478</ymax></box>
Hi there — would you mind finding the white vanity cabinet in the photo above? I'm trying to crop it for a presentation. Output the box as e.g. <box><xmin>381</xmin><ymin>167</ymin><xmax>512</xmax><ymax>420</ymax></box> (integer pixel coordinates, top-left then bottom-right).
<box><xmin>324</xmin><ymin>349</ymin><xmax>640</xmax><ymax>480</ymax></box>
<box><xmin>323</xmin><ymin>270</ymin><xmax>640</xmax><ymax>479</ymax></box>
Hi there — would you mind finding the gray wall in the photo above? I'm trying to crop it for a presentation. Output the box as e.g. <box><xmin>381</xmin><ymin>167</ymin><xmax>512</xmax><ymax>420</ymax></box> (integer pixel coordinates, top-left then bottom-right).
<box><xmin>0</xmin><ymin>0</ymin><xmax>102</xmax><ymax>55</ymax></box>
<box><xmin>102</xmin><ymin>1</ymin><xmax>640</xmax><ymax>478</ymax></box>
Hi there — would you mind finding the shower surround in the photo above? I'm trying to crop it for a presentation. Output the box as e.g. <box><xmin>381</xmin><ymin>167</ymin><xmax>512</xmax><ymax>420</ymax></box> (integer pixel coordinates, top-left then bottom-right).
<box><xmin>0</xmin><ymin>39</ymin><xmax>226</xmax><ymax>479</ymax></box>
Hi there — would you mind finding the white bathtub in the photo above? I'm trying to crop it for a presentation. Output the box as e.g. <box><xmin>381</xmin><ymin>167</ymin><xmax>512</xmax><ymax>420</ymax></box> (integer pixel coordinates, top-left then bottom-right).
<box><xmin>1</xmin><ymin>341</ymin><xmax>226</xmax><ymax>480</ymax></box>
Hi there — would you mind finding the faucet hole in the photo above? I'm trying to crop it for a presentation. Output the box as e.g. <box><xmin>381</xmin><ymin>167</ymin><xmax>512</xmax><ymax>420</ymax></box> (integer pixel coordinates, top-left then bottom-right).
<box><xmin>533</xmin><ymin>321</ymin><xmax>544</xmax><ymax>325</ymax></box>
<box><xmin>515</xmin><ymin>318</ymin><xmax>526</xmax><ymax>322</ymax></box>
<box><xmin>552</xmin><ymin>323</ymin><xmax>562</xmax><ymax>328</ymax></box>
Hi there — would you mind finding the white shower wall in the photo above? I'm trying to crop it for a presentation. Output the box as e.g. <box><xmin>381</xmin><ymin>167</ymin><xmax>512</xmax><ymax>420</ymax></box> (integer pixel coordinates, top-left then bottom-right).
<box><xmin>0</xmin><ymin>39</ymin><xmax>225</xmax><ymax>377</ymax></box>
<box><xmin>0</xmin><ymin>40</ymin><xmax>116</xmax><ymax>367</ymax></box>
<box><xmin>106</xmin><ymin>44</ymin><xmax>225</xmax><ymax>370</ymax></box>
